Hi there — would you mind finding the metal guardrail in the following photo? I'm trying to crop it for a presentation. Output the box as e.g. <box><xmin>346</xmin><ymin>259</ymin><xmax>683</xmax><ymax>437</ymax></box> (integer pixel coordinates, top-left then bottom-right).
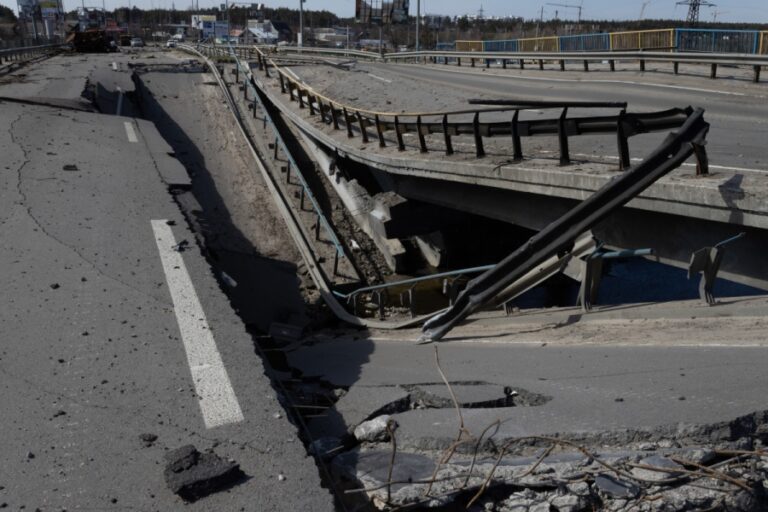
<box><xmin>179</xmin><ymin>42</ymin><xmax>456</xmax><ymax>327</ymax></box>
<box><xmin>219</xmin><ymin>44</ymin><xmax>348</xmax><ymax>276</ymax></box>
<box><xmin>223</xmin><ymin>41</ymin><xmax>768</xmax><ymax>81</ymax></box>
<box><xmin>385</xmin><ymin>49</ymin><xmax>768</xmax><ymax>82</ymax></box>
<box><xmin>184</xmin><ymin>43</ymin><xmax>714</xmax><ymax>330</ymax></box>
<box><xmin>422</xmin><ymin>108</ymin><xmax>710</xmax><ymax>341</ymax></box>
<box><xmin>0</xmin><ymin>43</ymin><xmax>63</xmax><ymax>65</ymax></box>
<box><xmin>249</xmin><ymin>49</ymin><xmax>695</xmax><ymax>168</ymax></box>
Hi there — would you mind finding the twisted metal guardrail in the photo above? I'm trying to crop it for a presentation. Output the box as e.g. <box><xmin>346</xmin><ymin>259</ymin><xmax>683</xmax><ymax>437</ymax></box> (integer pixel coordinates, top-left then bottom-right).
<box><xmin>192</xmin><ymin>43</ymin><xmax>716</xmax><ymax>331</ymax></box>
<box><xmin>421</xmin><ymin>108</ymin><xmax>710</xmax><ymax>341</ymax></box>
<box><xmin>243</xmin><ymin>47</ymin><xmax>699</xmax><ymax>170</ymax></box>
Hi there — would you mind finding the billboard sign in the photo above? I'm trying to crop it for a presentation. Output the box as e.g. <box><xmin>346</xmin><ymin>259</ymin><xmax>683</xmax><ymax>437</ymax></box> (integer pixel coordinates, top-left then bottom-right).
<box><xmin>201</xmin><ymin>20</ymin><xmax>215</xmax><ymax>38</ymax></box>
<box><xmin>39</xmin><ymin>0</ymin><xmax>59</xmax><ymax>19</ymax></box>
<box><xmin>355</xmin><ymin>0</ymin><xmax>410</xmax><ymax>25</ymax></box>
<box><xmin>214</xmin><ymin>21</ymin><xmax>229</xmax><ymax>38</ymax></box>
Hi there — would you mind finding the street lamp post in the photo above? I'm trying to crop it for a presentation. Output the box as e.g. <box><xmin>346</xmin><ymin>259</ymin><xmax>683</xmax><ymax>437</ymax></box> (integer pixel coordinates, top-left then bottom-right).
<box><xmin>415</xmin><ymin>0</ymin><xmax>420</xmax><ymax>51</ymax></box>
<box><xmin>298</xmin><ymin>0</ymin><xmax>303</xmax><ymax>47</ymax></box>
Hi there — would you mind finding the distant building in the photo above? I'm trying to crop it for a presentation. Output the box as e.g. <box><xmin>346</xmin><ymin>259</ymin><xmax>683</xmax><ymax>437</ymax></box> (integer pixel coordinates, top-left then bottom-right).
<box><xmin>243</xmin><ymin>19</ymin><xmax>281</xmax><ymax>44</ymax></box>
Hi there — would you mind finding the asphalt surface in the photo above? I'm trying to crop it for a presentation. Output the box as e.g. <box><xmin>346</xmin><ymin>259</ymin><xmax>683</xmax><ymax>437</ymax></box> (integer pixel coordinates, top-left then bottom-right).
<box><xmin>290</xmin><ymin>330</ymin><xmax>768</xmax><ymax>450</ymax></box>
<box><xmin>0</xmin><ymin>50</ymin><xmax>333</xmax><ymax>511</ymax></box>
<box><xmin>362</xmin><ymin>61</ymin><xmax>768</xmax><ymax>172</ymax></box>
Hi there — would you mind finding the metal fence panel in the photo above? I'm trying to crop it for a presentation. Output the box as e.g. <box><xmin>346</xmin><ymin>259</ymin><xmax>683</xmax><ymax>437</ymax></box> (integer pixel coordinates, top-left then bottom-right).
<box><xmin>676</xmin><ymin>29</ymin><xmax>758</xmax><ymax>54</ymax></box>
<box><xmin>611</xmin><ymin>29</ymin><xmax>674</xmax><ymax>51</ymax></box>
<box><xmin>558</xmin><ymin>33</ymin><xmax>610</xmax><ymax>52</ymax></box>
<box><xmin>455</xmin><ymin>40</ymin><xmax>483</xmax><ymax>52</ymax></box>
<box><xmin>483</xmin><ymin>39</ymin><xmax>518</xmax><ymax>52</ymax></box>
<box><xmin>759</xmin><ymin>32</ymin><xmax>768</xmax><ymax>55</ymax></box>
<box><xmin>518</xmin><ymin>36</ymin><xmax>559</xmax><ymax>52</ymax></box>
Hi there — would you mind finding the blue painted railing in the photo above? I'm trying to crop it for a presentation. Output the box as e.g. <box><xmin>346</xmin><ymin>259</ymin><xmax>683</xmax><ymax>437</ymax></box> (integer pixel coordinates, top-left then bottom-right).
<box><xmin>458</xmin><ymin>28</ymin><xmax>767</xmax><ymax>55</ymax></box>
<box><xmin>676</xmin><ymin>28</ymin><xmax>759</xmax><ymax>54</ymax></box>
<box><xmin>558</xmin><ymin>32</ymin><xmax>610</xmax><ymax>52</ymax></box>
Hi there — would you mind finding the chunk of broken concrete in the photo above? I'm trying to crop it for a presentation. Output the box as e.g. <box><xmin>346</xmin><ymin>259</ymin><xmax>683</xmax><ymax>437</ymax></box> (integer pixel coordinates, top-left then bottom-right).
<box><xmin>551</xmin><ymin>494</ymin><xmax>587</xmax><ymax>512</ymax></box>
<box><xmin>139</xmin><ymin>433</ymin><xmax>158</xmax><ymax>447</ymax></box>
<box><xmin>353</xmin><ymin>415</ymin><xmax>392</xmax><ymax>443</ymax></box>
<box><xmin>594</xmin><ymin>474</ymin><xmax>640</xmax><ymax>499</ymax></box>
<box><xmin>163</xmin><ymin>444</ymin><xmax>244</xmax><ymax>502</ymax></box>
<box><xmin>631</xmin><ymin>454</ymin><xmax>684</xmax><ymax>482</ymax></box>
<box><xmin>679</xmin><ymin>447</ymin><xmax>716</xmax><ymax>466</ymax></box>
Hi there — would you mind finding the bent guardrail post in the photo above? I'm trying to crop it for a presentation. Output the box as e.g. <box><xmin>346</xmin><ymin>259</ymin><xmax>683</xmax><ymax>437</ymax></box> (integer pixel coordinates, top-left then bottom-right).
<box><xmin>421</xmin><ymin>108</ymin><xmax>710</xmax><ymax>342</ymax></box>
<box><xmin>688</xmin><ymin>232</ymin><xmax>746</xmax><ymax>306</ymax></box>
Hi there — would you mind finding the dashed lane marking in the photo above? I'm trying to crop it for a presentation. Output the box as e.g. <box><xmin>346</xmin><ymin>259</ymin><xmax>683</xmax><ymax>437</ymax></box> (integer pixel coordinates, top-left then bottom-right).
<box><xmin>124</xmin><ymin>121</ymin><xmax>138</xmax><ymax>143</ymax></box>
<box><xmin>367</xmin><ymin>73</ymin><xmax>392</xmax><ymax>83</ymax></box>
<box><xmin>151</xmin><ymin>220</ymin><xmax>244</xmax><ymax>429</ymax></box>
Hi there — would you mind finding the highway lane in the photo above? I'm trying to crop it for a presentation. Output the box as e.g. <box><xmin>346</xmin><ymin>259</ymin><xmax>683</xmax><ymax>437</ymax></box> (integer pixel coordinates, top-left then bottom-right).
<box><xmin>366</xmin><ymin>62</ymin><xmax>768</xmax><ymax>172</ymax></box>
<box><xmin>0</xmin><ymin>55</ymin><xmax>333</xmax><ymax>510</ymax></box>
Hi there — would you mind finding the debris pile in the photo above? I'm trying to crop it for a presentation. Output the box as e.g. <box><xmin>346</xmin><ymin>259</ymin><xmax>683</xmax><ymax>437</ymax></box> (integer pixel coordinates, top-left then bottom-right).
<box><xmin>332</xmin><ymin>438</ymin><xmax>768</xmax><ymax>511</ymax></box>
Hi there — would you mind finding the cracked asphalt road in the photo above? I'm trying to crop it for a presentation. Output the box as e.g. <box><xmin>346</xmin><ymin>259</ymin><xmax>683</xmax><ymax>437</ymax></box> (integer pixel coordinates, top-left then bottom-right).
<box><xmin>0</xmin><ymin>80</ymin><xmax>332</xmax><ymax>509</ymax></box>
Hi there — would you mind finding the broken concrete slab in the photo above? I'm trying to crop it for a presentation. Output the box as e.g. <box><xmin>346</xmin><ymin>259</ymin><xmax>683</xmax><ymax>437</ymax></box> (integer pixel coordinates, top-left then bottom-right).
<box><xmin>163</xmin><ymin>445</ymin><xmax>245</xmax><ymax>502</ymax></box>
<box><xmin>309</xmin><ymin>385</ymin><xmax>410</xmax><ymax>439</ymax></box>
<box><xmin>354</xmin><ymin>415</ymin><xmax>394</xmax><ymax>443</ymax></box>
<box><xmin>594</xmin><ymin>474</ymin><xmax>640</xmax><ymax>499</ymax></box>
<box><xmin>631</xmin><ymin>454</ymin><xmax>685</xmax><ymax>482</ymax></box>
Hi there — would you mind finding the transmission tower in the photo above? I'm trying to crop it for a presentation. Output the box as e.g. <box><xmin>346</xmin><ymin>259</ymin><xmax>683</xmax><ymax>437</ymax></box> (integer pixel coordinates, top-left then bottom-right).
<box><xmin>676</xmin><ymin>0</ymin><xmax>716</xmax><ymax>26</ymax></box>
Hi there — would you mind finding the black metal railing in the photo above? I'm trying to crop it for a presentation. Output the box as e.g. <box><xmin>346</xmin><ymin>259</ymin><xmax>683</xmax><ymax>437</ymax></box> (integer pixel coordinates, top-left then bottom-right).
<box><xmin>248</xmin><ymin>48</ymin><xmax>698</xmax><ymax>169</ymax></box>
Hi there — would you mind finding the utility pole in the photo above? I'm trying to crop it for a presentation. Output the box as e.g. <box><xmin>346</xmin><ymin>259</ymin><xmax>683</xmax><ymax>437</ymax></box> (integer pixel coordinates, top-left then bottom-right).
<box><xmin>676</xmin><ymin>0</ymin><xmax>716</xmax><ymax>26</ymax></box>
<box><xmin>546</xmin><ymin>2</ymin><xmax>582</xmax><ymax>23</ymax></box>
<box><xmin>535</xmin><ymin>6</ymin><xmax>543</xmax><ymax>38</ymax></box>
<box><xmin>415</xmin><ymin>0</ymin><xmax>420</xmax><ymax>51</ymax></box>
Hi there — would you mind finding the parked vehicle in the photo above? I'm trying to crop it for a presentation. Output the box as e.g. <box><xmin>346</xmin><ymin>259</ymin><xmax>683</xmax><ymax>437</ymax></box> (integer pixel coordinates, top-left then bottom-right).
<box><xmin>130</xmin><ymin>37</ymin><xmax>144</xmax><ymax>47</ymax></box>
<box><xmin>166</xmin><ymin>39</ymin><xmax>177</xmax><ymax>48</ymax></box>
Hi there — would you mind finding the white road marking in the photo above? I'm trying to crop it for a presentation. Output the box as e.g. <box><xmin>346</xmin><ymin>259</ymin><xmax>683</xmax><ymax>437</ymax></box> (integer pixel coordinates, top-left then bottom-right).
<box><xmin>124</xmin><ymin>121</ymin><xmax>138</xmax><ymax>143</ymax></box>
<box><xmin>151</xmin><ymin>220</ymin><xmax>244</xmax><ymax>429</ymax></box>
<box><xmin>367</xmin><ymin>73</ymin><xmax>392</xmax><ymax>83</ymax></box>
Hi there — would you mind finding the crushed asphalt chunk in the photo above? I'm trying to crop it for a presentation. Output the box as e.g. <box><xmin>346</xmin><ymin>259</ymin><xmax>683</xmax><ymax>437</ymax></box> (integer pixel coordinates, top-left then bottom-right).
<box><xmin>163</xmin><ymin>444</ymin><xmax>244</xmax><ymax>502</ymax></box>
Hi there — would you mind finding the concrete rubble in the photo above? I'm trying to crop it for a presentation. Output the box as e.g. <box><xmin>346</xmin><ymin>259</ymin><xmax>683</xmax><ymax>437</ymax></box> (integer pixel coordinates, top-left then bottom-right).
<box><xmin>163</xmin><ymin>445</ymin><xmax>245</xmax><ymax>502</ymax></box>
<box><xmin>330</xmin><ymin>440</ymin><xmax>768</xmax><ymax>511</ymax></box>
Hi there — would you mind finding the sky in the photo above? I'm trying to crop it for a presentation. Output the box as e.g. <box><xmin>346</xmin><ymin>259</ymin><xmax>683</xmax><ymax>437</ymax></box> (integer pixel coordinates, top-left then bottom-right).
<box><xmin>2</xmin><ymin>0</ymin><xmax>767</xmax><ymax>24</ymax></box>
